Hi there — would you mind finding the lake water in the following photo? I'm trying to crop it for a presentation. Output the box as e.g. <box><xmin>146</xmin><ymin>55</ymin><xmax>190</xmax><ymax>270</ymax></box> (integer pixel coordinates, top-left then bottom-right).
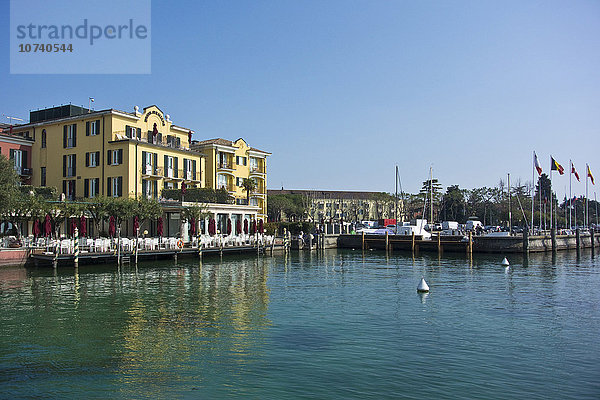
<box><xmin>1</xmin><ymin>250</ymin><xmax>599</xmax><ymax>399</ymax></box>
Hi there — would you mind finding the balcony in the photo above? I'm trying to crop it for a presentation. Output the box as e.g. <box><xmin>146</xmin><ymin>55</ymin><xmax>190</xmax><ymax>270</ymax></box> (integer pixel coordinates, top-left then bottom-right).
<box><xmin>218</xmin><ymin>183</ymin><xmax>235</xmax><ymax>193</ymax></box>
<box><xmin>113</xmin><ymin>130</ymin><xmax>186</xmax><ymax>150</ymax></box>
<box><xmin>15</xmin><ymin>167</ymin><xmax>32</xmax><ymax>176</ymax></box>
<box><xmin>217</xmin><ymin>160</ymin><xmax>234</xmax><ymax>170</ymax></box>
<box><xmin>181</xmin><ymin>170</ymin><xmax>201</xmax><ymax>182</ymax></box>
<box><xmin>249</xmin><ymin>166</ymin><xmax>266</xmax><ymax>175</ymax></box>
<box><xmin>141</xmin><ymin>165</ymin><xmax>163</xmax><ymax>178</ymax></box>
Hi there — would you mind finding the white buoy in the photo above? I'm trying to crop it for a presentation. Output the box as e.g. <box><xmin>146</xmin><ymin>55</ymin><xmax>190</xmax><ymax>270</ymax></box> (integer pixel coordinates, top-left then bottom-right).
<box><xmin>417</xmin><ymin>278</ymin><xmax>430</xmax><ymax>293</ymax></box>
<box><xmin>501</xmin><ymin>257</ymin><xmax>510</xmax><ymax>266</ymax></box>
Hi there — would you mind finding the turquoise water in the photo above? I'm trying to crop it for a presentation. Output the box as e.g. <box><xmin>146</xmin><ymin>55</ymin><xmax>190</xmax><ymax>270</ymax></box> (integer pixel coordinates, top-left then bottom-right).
<box><xmin>1</xmin><ymin>250</ymin><xmax>599</xmax><ymax>399</ymax></box>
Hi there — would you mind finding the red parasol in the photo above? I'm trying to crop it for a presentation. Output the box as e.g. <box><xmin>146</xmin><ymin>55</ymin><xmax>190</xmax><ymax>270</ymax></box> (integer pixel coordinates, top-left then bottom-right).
<box><xmin>227</xmin><ymin>218</ymin><xmax>232</xmax><ymax>235</ymax></box>
<box><xmin>44</xmin><ymin>214</ymin><xmax>51</xmax><ymax>237</ymax></box>
<box><xmin>80</xmin><ymin>215</ymin><xmax>87</xmax><ymax>237</ymax></box>
<box><xmin>208</xmin><ymin>218</ymin><xmax>216</xmax><ymax>236</ymax></box>
<box><xmin>109</xmin><ymin>216</ymin><xmax>116</xmax><ymax>237</ymax></box>
<box><xmin>70</xmin><ymin>218</ymin><xmax>77</xmax><ymax>236</ymax></box>
<box><xmin>190</xmin><ymin>217</ymin><xmax>196</xmax><ymax>235</ymax></box>
<box><xmin>157</xmin><ymin>217</ymin><xmax>163</xmax><ymax>237</ymax></box>
<box><xmin>236</xmin><ymin>219</ymin><xmax>242</xmax><ymax>235</ymax></box>
<box><xmin>258</xmin><ymin>219</ymin><xmax>264</xmax><ymax>234</ymax></box>
<box><xmin>181</xmin><ymin>182</ymin><xmax>186</xmax><ymax>195</ymax></box>
<box><xmin>251</xmin><ymin>220</ymin><xmax>257</xmax><ymax>234</ymax></box>
<box><xmin>33</xmin><ymin>219</ymin><xmax>40</xmax><ymax>238</ymax></box>
<box><xmin>243</xmin><ymin>219</ymin><xmax>249</xmax><ymax>234</ymax></box>
<box><xmin>133</xmin><ymin>216</ymin><xmax>139</xmax><ymax>233</ymax></box>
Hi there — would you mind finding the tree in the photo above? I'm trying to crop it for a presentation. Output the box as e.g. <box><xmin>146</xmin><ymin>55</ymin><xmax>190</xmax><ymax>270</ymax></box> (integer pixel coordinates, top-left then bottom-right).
<box><xmin>419</xmin><ymin>179</ymin><xmax>443</xmax><ymax>221</ymax></box>
<box><xmin>441</xmin><ymin>185</ymin><xmax>466</xmax><ymax>222</ymax></box>
<box><xmin>0</xmin><ymin>154</ymin><xmax>20</xmax><ymax>218</ymax></box>
<box><xmin>242</xmin><ymin>178</ymin><xmax>256</xmax><ymax>204</ymax></box>
<box><xmin>83</xmin><ymin>197</ymin><xmax>110</xmax><ymax>238</ymax></box>
<box><xmin>134</xmin><ymin>197</ymin><xmax>162</xmax><ymax>230</ymax></box>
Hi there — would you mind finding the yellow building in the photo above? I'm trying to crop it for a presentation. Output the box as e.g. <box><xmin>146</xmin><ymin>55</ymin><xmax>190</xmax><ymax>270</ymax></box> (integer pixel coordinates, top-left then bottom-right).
<box><xmin>191</xmin><ymin>138</ymin><xmax>270</xmax><ymax>220</ymax></box>
<box><xmin>13</xmin><ymin>104</ymin><xmax>204</xmax><ymax>200</ymax></box>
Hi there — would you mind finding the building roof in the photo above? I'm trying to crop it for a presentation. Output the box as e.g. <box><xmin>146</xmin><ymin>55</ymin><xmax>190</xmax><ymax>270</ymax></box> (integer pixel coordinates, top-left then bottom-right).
<box><xmin>267</xmin><ymin>189</ymin><xmax>389</xmax><ymax>200</ymax></box>
<box><xmin>192</xmin><ymin>138</ymin><xmax>271</xmax><ymax>154</ymax></box>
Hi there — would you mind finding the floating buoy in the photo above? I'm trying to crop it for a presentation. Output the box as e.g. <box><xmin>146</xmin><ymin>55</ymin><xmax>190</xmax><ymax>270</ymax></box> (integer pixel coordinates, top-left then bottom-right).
<box><xmin>501</xmin><ymin>257</ymin><xmax>510</xmax><ymax>266</ymax></box>
<box><xmin>417</xmin><ymin>278</ymin><xmax>429</xmax><ymax>293</ymax></box>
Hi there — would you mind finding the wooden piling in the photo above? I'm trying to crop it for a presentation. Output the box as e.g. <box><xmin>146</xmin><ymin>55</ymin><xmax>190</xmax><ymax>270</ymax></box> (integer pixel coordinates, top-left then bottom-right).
<box><xmin>551</xmin><ymin>228</ymin><xmax>556</xmax><ymax>252</ymax></box>
<box><xmin>437</xmin><ymin>233</ymin><xmax>442</xmax><ymax>254</ymax></box>
<box><xmin>468</xmin><ymin>231</ymin><xmax>473</xmax><ymax>254</ymax></box>
<box><xmin>385</xmin><ymin>231</ymin><xmax>389</xmax><ymax>252</ymax></box>
<box><xmin>576</xmin><ymin>228</ymin><xmax>580</xmax><ymax>250</ymax></box>
<box><xmin>522</xmin><ymin>228</ymin><xmax>529</xmax><ymax>253</ymax></box>
<box><xmin>591</xmin><ymin>229</ymin><xmax>595</xmax><ymax>256</ymax></box>
<box><xmin>362</xmin><ymin>231</ymin><xmax>365</xmax><ymax>250</ymax></box>
<box><xmin>411</xmin><ymin>232</ymin><xmax>415</xmax><ymax>254</ymax></box>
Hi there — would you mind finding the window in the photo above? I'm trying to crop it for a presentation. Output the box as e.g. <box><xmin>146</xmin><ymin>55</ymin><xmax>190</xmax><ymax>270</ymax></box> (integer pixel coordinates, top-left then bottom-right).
<box><xmin>41</xmin><ymin>129</ymin><xmax>47</xmax><ymax>148</ymax></box>
<box><xmin>218</xmin><ymin>152</ymin><xmax>230</xmax><ymax>168</ymax></box>
<box><xmin>236</xmin><ymin>156</ymin><xmax>247</xmax><ymax>166</ymax></box>
<box><xmin>142</xmin><ymin>179</ymin><xmax>158</xmax><ymax>199</ymax></box>
<box><xmin>164</xmin><ymin>155</ymin><xmax>178</xmax><ymax>178</ymax></box>
<box><xmin>236</xmin><ymin>177</ymin><xmax>243</xmax><ymax>187</ymax></box>
<box><xmin>63</xmin><ymin>180</ymin><xmax>76</xmax><ymax>200</ymax></box>
<box><xmin>40</xmin><ymin>167</ymin><xmax>46</xmax><ymax>186</ymax></box>
<box><xmin>166</xmin><ymin>135</ymin><xmax>181</xmax><ymax>148</ymax></box>
<box><xmin>236</xmin><ymin>198</ymin><xmax>248</xmax><ymax>205</ymax></box>
<box><xmin>84</xmin><ymin>178</ymin><xmax>100</xmax><ymax>198</ymax></box>
<box><xmin>86</xmin><ymin>120</ymin><xmax>100</xmax><ymax>136</ymax></box>
<box><xmin>107</xmin><ymin>149</ymin><xmax>123</xmax><ymax>165</ymax></box>
<box><xmin>63</xmin><ymin>124</ymin><xmax>77</xmax><ymax>148</ymax></box>
<box><xmin>183</xmin><ymin>158</ymin><xmax>196</xmax><ymax>180</ymax></box>
<box><xmin>249</xmin><ymin>157</ymin><xmax>259</xmax><ymax>172</ymax></box>
<box><xmin>107</xmin><ymin>177</ymin><xmax>123</xmax><ymax>197</ymax></box>
<box><xmin>125</xmin><ymin>125</ymin><xmax>141</xmax><ymax>139</ymax></box>
<box><xmin>142</xmin><ymin>151</ymin><xmax>157</xmax><ymax>174</ymax></box>
<box><xmin>9</xmin><ymin>149</ymin><xmax>26</xmax><ymax>174</ymax></box>
<box><xmin>86</xmin><ymin>151</ymin><xmax>100</xmax><ymax>167</ymax></box>
<box><xmin>63</xmin><ymin>154</ymin><xmax>76</xmax><ymax>177</ymax></box>
<box><xmin>249</xmin><ymin>198</ymin><xmax>258</xmax><ymax>206</ymax></box>
<box><xmin>163</xmin><ymin>181</ymin><xmax>177</xmax><ymax>189</ymax></box>
<box><xmin>217</xmin><ymin>174</ymin><xmax>228</xmax><ymax>190</ymax></box>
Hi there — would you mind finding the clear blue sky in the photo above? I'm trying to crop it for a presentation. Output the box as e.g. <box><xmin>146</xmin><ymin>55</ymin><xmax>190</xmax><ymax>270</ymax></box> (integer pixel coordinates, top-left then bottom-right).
<box><xmin>2</xmin><ymin>0</ymin><xmax>599</xmax><ymax>198</ymax></box>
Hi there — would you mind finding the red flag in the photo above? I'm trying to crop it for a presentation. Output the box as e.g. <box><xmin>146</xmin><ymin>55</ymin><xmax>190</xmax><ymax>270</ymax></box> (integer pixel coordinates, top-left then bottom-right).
<box><xmin>588</xmin><ymin>165</ymin><xmax>595</xmax><ymax>185</ymax></box>
<box><xmin>571</xmin><ymin>162</ymin><xmax>580</xmax><ymax>182</ymax></box>
<box><xmin>534</xmin><ymin>152</ymin><xmax>542</xmax><ymax>176</ymax></box>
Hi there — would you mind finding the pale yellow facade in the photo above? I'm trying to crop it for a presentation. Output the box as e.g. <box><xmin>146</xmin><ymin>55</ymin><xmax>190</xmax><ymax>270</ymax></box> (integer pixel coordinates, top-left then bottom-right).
<box><xmin>14</xmin><ymin>105</ymin><xmax>204</xmax><ymax>200</ymax></box>
<box><xmin>191</xmin><ymin>138</ymin><xmax>269</xmax><ymax>219</ymax></box>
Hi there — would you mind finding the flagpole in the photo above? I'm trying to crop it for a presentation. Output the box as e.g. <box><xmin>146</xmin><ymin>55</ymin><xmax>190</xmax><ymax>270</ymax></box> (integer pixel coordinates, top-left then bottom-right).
<box><xmin>540</xmin><ymin>176</ymin><xmax>542</xmax><ymax>231</ymax></box>
<box><xmin>532</xmin><ymin>152</ymin><xmax>536</xmax><ymax>234</ymax></box>
<box><xmin>550</xmin><ymin>157</ymin><xmax>553</xmax><ymax>231</ymax></box>
<box><xmin>569</xmin><ymin>160</ymin><xmax>572</xmax><ymax>230</ymax></box>
<box><xmin>586</xmin><ymin>164</ymin><xmax>589</xmax><ymax>228</ymax></box>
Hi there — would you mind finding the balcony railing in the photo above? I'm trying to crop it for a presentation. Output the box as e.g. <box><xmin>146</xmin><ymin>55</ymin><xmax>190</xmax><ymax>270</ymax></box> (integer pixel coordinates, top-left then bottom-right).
<box><xmin>113</xmin><ymin>130</ymin><xmax>187</xmax><ymax>150</ymax></box>
<box><xmin>218</xmin><ymin>161</ymin><xmax>233</xmax><ymax>170</ymax></box>
<box><xmin>141</xmin><ymin>166</ymin><xmax>164</xmax><ymax>176</ymax></box>
<box><xmin>218</xmin><ymin>183</ymin><xmax>235</xmax><ymax>192</ymax></box>
<box><xmin>249</xmin><ymin>166</ymin><xmax>266</xmax><ymax>174</ymax></box>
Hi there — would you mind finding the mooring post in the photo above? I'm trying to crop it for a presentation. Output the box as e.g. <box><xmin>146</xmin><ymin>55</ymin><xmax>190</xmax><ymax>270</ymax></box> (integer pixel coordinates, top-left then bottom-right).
<box><xmin>135</xmin><ymin>228</ymin><xmax>139</xmax><ymax>266</ymax></box>
<box><xmin>576</xmin><ymin>228</ymin><xmax>580</xmax><ymax>251</ymax></box>
<box><xmin>522</xmin><ymin>228</ymin><xmax>529</xmax><ymax>253</ymax></box>
<box><xmin>309</xmin><ymin>233</ymin><xmax>313</xmax><ymax>250</ymax></box>
<box><xmin>74</xmin><ymin>227</ymin><xmax>79</xmax><ymax>268</ymax></box>
<box><xmin>468</xmin><ymin>231</ymin><xmax>473</xmax><ymax>254</ymax></box>
<box><xmin>551</xmin><ymin>228</ymin><xmax>556</xmax><ymax>252</ymax></box>
<box><xmin>53</xmin><ymin>241</ymin><xmax>59</xmax><ymax>269</ymax></box>
<box><xmin>117</xmin><ymin>227</ymin><xmax>121</xmax><ymax>266</ymax></box>
<box><xmin>362</xmin><ymin>231</ymin><xmax>365</xmax><ymax>250</ymax></box>
<box><xmin>437</xmin><ymin>233</ymin><xmax>442</xmax><ymax>254</ymax></box>
<box><xmin>591</xmin><ymin>229</ymin><xmax>595</xmax><ymax>256</ymax></box>
<box><xmin>411</xmin><ymin>232</ymin><xmax>415</xmax><ymax>254</ymax></box>
<box><xmin>385</xmin><ymin>231</ymin><xmax>389</xmax><ymax>252</ymax></box>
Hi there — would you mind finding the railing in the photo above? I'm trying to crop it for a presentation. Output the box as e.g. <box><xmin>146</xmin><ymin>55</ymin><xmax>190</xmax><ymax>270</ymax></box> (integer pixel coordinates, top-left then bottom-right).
<box><xmin>141</xmin><ymin>166</ymin><xmax>164</xmax><ymax>176</ymax></box>
<box><xmin>113</xmin><ymin>130</ymin><xmax>186</xmax><ymax>150</ymax></box>
<box><xmin>218</xmin><ymin>183</ymin><xmax>235</xmax><ymax>192</ymax></box>
<box><xmin>218</xmin><ymin>161</ymin><xmax>233</xmax><ymax>169</ymax></box>
<box><xmin>20</xmin><ymin>168</ymin><xmax>32</xmax><ymax>176</ymax></box>
<box><xmin>249</xmin><ymin>166</ymin><xmax>266</xmax><ymax>174</ymax></box>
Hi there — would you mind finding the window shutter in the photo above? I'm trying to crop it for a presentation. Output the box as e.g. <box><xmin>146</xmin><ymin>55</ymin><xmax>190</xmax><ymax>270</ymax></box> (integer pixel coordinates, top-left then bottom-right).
<box><xmin>86</xmin><ymin>121</ymin><xmax>90</xmax><ymax>136</ymax></box>
<box><xmin>117</xmin><ymin>177</ymin><xmax>123</xmax><ymax>197</ymax></box>
<box><xmin>107</xmin><ymin>178</ymin><xmax>112</xmax><ymax>197</ymax></box>
<box><xmin>9</xmin><ymin>149</ymin><xmax>15</xmax><ymax>161</ymax></box>
<box><xmin>142</xmin><ymin>180</ymin><xmax>147</xmax><ymax>196</ymax></box>
<box><xmin>192</xmin><ymin>160</ymin><xmax>196</xmax><ymax>178</ymax></box>
<box><xmin>95</xmin><ymin>178</ymin><xmax>99</xmax><ymax>195</ymax></box>
<box><xmin>142</xmin><ymin>151</ymin><xmax>147</xmax><ymax>173</ymax></box>
<box><xmin>96</xmin><ymin>151</ymin><xmax>100</xmax><ymax>164</ymax></box>
<box><xmin>63</xmin><ymin>155</ymin><xmax>66</xmax><ymax>177</ymax></box>
<box><xmin>63</xmin><ymin>180</ymin><xmax>66</xmax><ymax>196</ymax></box>
<box><xmin>72</xmin><ymin>124</ymin><xmax>77</xmax><ymax>147</ymax></box>
<box><xmin>153</xmin><ymin>181</ymin><xmax>158</xmax><ymax>198</ymax></box>
<box><xmin>85</xmin><ymin>179</ymin><xmax>89</xmax><ymax>198</ymax></box>
<box><xmin>86</xmin><ymin>153</ymin><xmax>90</xmax><ymax>167</ymax></box>
<box><xmin>107</xmin><ymin>150</ymin><xmax>112</xmax><ymax>165</ymax></box>
<box><xmin>157</xmin><ymin>133</ymin><xmax>162</xmax><ymax>143</ymax></box>
<box><xmin>118</xmin><ymin>149</ymin><xmax>123</xmax><ymax>164</ymax></box>
<box><xmin>73</xmin><ymin>154</ymin><xmax>76</xmax><ymax>176</ymax></box>
<box><xmin>176</xmin><ymin>137</ymin><xmax>181</xmax><ymax>148</ymax></box>
<box><xmin>63</xmin><ymin>126</ymin><xmax>67</xmax><ymax>148</ymax></box>
<box><xmin>164</xmin><ymin>155</ymin><xmax>168</xmax><ymax>176</ymax></box>
<box><xmin>174</xmin><ymin>157</ymin><xmax>178</xmax><ymax>178</ymax></box>
<box><xmin>153</xmin><ymin>153</ymin><xmax>157</xmax><ymax>174</ymax></box>
<box><xmin>137</xmin><ymin>128</ymin><xmax>141</xmax><ymax>140</ymax></box>
<box><xmin>125</xmin><ymin>125</ymin><xmax>130</xmax><ymax>138</ymax></box>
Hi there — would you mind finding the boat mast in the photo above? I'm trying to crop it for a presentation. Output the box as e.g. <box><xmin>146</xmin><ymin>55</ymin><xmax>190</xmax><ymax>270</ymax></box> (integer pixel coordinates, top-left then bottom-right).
<box><xmin>395</xmin><ymin>165</ymin><xmax>398</xmax><ymax>234</ymax></box>
<box><xmin>429</xmin><ymin>166</ymin><xmax>433</xmax><ymax>224</ymax></box>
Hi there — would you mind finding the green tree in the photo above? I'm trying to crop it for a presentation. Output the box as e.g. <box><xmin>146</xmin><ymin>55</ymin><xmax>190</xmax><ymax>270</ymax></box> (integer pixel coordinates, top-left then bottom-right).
<box><xmin>441</xmin><ymin>185</ymin><xmax>466</xmax><ymax>222</ymax></box>
<box><xmin>242</xmin><ymin>178</ymin><xmax>256</xmax><ymax>204</ymax></box>
<box><xmin>0</xmin><ymin>154</ymin><xmax>20</xmax><ymax>218</ymax></box>
<box><xmin>134</xmin><ymin>197</ymin><xmax>163</xmax><ymax>230</ymax></box>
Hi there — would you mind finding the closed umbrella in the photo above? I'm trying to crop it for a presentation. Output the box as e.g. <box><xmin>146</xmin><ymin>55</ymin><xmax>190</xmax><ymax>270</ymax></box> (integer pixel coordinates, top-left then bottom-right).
<box><xmin>109</xmin><ymin>216</ymin><xmax>116</xmax><ymax>237</ymax></box>
<box><xmin>244</xmin><ymin>219</ymin><xmax>248</xmax><ymax>234</ymax></box>
<box><xmin>227</xmin><ymin>218</ymin><xmax>232</xmax><ymax>235</ymax></box>
<box><xmin>152</xmin><ymin>123</ymin><xmax>158</xmax><ymax>143</ymax></box>
<box><xmin>70</xmin><ymin>218</ymin><xmax>77</xmax><ymax>236</ymax></box>
<box><xmin>236</xmin><ymin>219</ymin><xmax>242</xmax><ymax>235</ymax></box>
<box><xmin>157</xmin><ymin>217</ymin><xmax>163</xmax><ymax>237</ymax></box>
<box><xmin>33</xmin><ymin>219</ymin><xmax>40</xmax><ymax>238</ymax></box>
<box><xmin>133</xmin><ymin>216</ymin><xmax>139</xmax><ymax>233</ymax></box>
<box><xmin>190</xmin><ymin>217</ymin><xmax>196</xmax><ymax>235</ymax></box>
<box><xmin>79</xmin><ymin>215</ymin><xmax>87</xmax><ymax>237</ymax></box>
<box><xmin>251</xmin><ymin>220</ymin><xmax>256</xmax><ymax>234</ymax></box>
<box><xmin>44</xmin><ymin>215</ymin><xmax>51</xmax><ymax>237</ymax></box>
<box><xmin>258</xmin><ymin>219</ymin><xmax>264</xmax><ymax>234</ymax></box>
<box><xmin>208</xmin><ymin>218</ymin><xmax>216</xmax><ymax>236</ymax></box>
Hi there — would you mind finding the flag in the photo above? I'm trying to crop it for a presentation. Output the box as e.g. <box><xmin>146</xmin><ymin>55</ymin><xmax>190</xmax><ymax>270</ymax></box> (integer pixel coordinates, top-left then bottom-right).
<box><xmin>551</xmin><ymin>157</ymin><xmax>564</xmax><ymax>175</ymax></box>
<box><xmin>571</xmin><ymin>162</ymin><xmax>580</xmax><ymax>182</ymax></box>
<box><xmin>89</xmin><ymin>97</ymin><xmax>94</xmax><ymax>102</ymax></box>
<box><xmin>588</xmin><ymin>165</ymin><xmax>595</xmax><ymax>185</ymax></box>
<box><xmin>534</xmin><ymin>152</ymin><xmax>542</xmax><ymax>176</ymax></box>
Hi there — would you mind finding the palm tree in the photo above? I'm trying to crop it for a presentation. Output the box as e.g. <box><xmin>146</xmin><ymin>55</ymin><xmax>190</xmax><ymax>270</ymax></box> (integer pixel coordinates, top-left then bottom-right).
<box><xmin>242</xmin><ymin>178</ymin><xmax>257</xmax><ymax>205</ymax></box>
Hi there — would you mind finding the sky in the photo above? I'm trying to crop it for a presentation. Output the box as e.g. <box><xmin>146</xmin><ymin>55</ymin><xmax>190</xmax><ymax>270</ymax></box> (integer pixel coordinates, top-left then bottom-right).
<box><xmin>1</xmin><ymin>0</ymin><xmax>599</xmax><ymax>198</ymax></box>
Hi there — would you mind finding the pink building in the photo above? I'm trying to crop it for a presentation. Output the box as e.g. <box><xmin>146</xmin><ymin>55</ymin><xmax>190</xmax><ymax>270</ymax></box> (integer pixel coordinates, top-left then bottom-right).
<box><xmin>0</xmin><ymin>123</ymin><xmax>33</xmax><ymax>185</ymax></box>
